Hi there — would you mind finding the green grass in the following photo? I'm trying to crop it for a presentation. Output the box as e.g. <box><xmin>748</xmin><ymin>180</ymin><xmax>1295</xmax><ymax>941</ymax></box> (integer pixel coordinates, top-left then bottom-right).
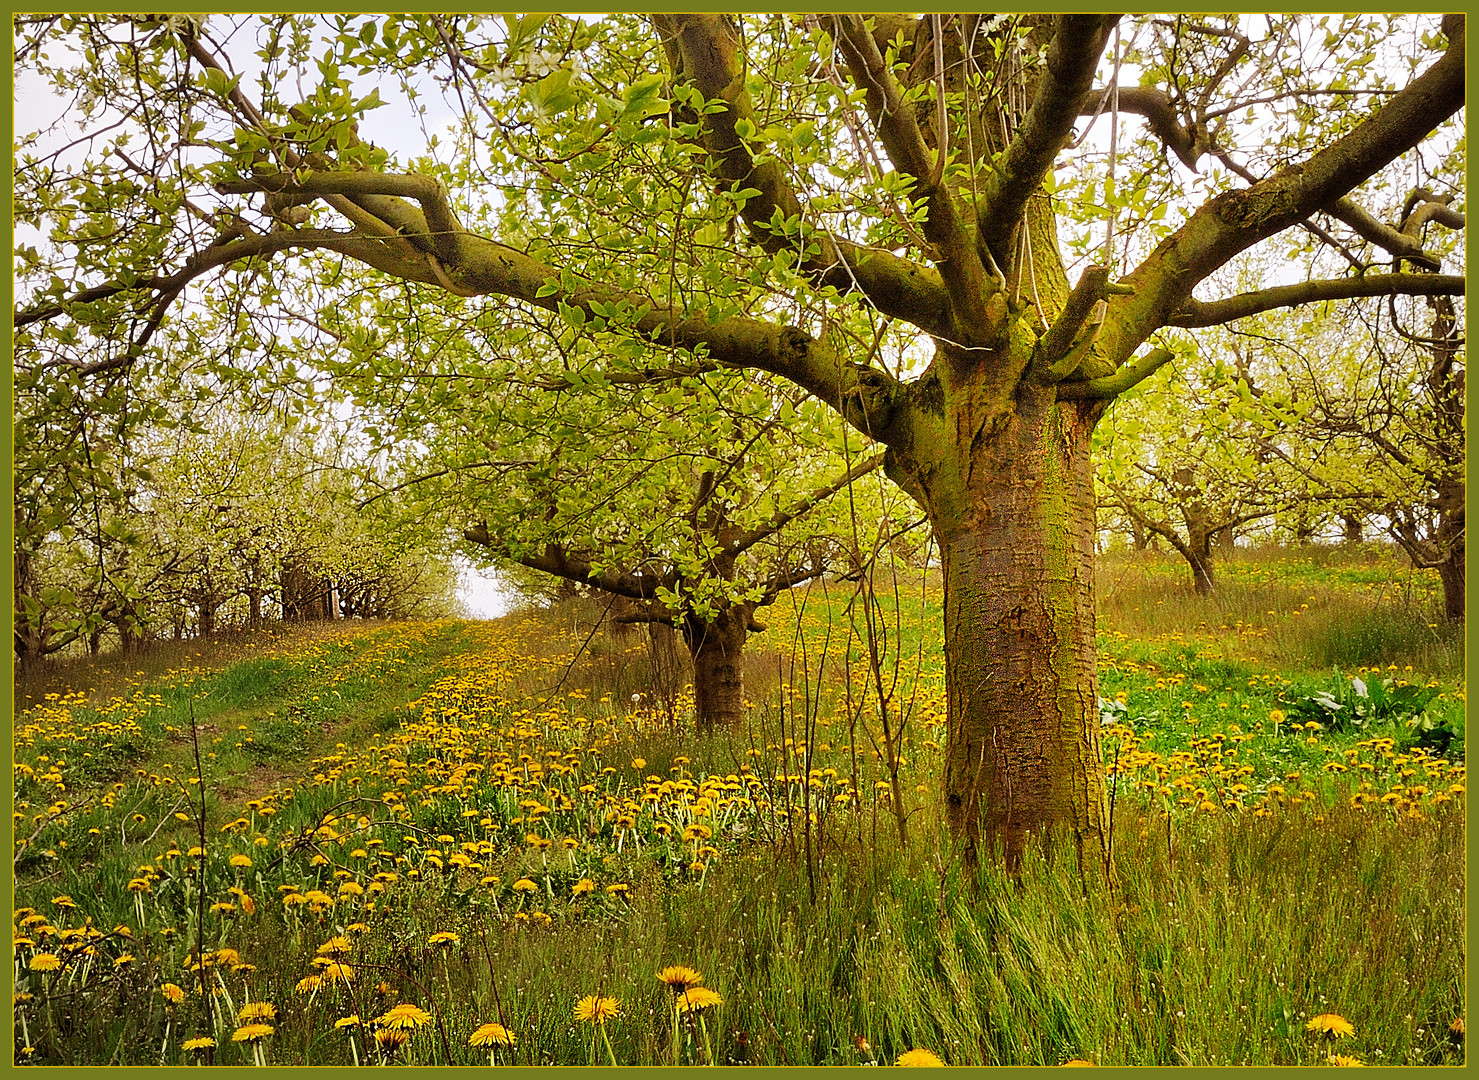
<box><xmin>10</xmin><ymin>547</ymin><xmax>1465</xmax><ymax>1066</ymax></box>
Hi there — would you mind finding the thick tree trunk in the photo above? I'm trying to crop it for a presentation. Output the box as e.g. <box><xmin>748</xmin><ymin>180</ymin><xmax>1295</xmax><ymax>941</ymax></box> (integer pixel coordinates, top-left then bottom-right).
<box><xmin>680</xmin><ymin>605</ymin><xmax>750</xmax><ymax>733</ymax></box>
<box><xmin>1341</xmin><ymin>514</ymin><xmax>1363</xmax><ymax>542</ymax></box>
<box><xmin>906</xmin><ymin>385</ymin><xmax>1110</xmax><ymax>879</ymax></box>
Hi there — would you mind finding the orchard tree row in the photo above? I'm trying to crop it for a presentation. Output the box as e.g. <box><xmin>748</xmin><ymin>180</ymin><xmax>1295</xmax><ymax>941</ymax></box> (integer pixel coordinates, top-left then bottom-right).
<box><xmin>14</xmin><ymin>14</ymin><xmax>1463</xmax><ymax>876</ymax></box>
<box><xmin>13</xmin><ymin>382</ymin><xmax>459</xmax><ymax>670</ymax></box>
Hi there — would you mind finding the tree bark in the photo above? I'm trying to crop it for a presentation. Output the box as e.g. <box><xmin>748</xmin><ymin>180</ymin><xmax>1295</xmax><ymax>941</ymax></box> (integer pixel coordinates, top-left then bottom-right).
<box><xmin>896</xmin><ymin>378</ymin><xmax>1110</xmax><ymax>879</ymax></box>
<box><xmin>680</xmin><ymin>605</ymin><xmax>751</xmax><ymax>733</ymax></box>
<box><xmin>1185</xmin><ymin>527</ymin><xmax>1216</xmax><ymax>596</ymax></box>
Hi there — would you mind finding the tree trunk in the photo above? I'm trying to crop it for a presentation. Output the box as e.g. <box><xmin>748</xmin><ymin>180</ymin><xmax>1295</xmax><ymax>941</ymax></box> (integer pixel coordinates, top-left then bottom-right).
<box><xmin>1341</xmin><ymin>513</ymin><xmax>1363</xmax><ymax>542</ymax></box>
<box><xmin>900</xmin><ymin>382</ymin><xmax>1110</xmax><ymax>879</ymax></box>
<box><xmin>680</xmin><ymin>605</ymin><xmax>750</xmax><ymax>733</ymax></box>
<box><xmin>1212</xmin><ymin>524</ymin><xmax>1235</xmax><ymax>553</ymax></box>
<box><xmin>1186</xmin><ymin>528</ymin><xmax>1216</xmax><ymax>596</ymax></box>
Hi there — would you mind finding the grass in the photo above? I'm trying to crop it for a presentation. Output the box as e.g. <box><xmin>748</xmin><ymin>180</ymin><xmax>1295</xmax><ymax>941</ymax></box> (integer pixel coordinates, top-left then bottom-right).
<box><xmin>10</xmin><ymin>547</ymin><xmax>1465</xmax><ymax>1066</ymax></box>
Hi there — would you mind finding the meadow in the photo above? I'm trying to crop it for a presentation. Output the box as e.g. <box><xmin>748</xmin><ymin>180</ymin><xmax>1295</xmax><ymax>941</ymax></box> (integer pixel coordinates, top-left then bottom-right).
<box><xmin>10</xmin><ymin>545</ymin><xmax>1465</xmax><ymax>1067</ymax></box>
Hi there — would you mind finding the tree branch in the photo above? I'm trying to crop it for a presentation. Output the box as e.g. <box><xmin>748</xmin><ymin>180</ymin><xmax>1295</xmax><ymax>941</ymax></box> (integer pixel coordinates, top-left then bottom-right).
<box><xmin>1170</xmin><ymin>273</ymin><xmax>1465</xmax><ymax>327</ymax></box>
<box><xmin>462</xmin><ymin>528</ymin><xmax>670</xmax><ymax>602</ymax></box>
<box><xmin>652</xmin><ymin>14</ymin><xmax>953</xmax><ymax>337</ymax></box>
<box><xmin>830</xmin><ymin>14</ymin><xmax>992</xmax><ymax>328</ymax></box>
<box><xmin>976</xmin><ymin>15</ymin><xmax>1120</xmax><ymax>258</ymax></box>
<box><xmin>1100</xmin><ymin>16</ymin><xmax>1466</xmax><ymax>373</ymax></box>
<box><xmin>1057</xmin><ymin>347</ymin><xmax>1175</xmax><ymax>400</ymax></box>
<box><xmin>726</xmin><ymin>451</ymin><xmax>887</xmax><ymax>559</ymax></box>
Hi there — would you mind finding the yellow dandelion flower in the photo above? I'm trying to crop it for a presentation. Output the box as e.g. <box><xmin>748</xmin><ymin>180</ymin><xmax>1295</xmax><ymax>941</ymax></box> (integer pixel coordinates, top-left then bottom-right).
<box><xmin>1307</xmin><ymin>1014</ymin><xmax>1355</xmax><ymax>1039</ymax></box>
<box><xmin>574</xmin><ymin>995</ymin><xmax>621</xmax><ymax>1025</ymax></box>
<box><xmin>470</xmin><ymin>1022</ymin><xmax>516</xmax><ymax>1047</ymax></box>
<box><xmin>1326</xmin><ymin>1054</ymin><xmax>1363</xmax><ymax>1066</ymax></box>
<box><xmin>181</xmin><ymin>1035</ymin><xmax>215</xmax><ymax>1052</ymax></box>
<box><xmin>374</xmin><ymin>1027</ymin><xmax>409</xmax><ymax>1050</ymax></box>
<box><xmin>512</xmin><ymin>878</ymin><xmax>538</xmax><ymax>893</ymax></box>
<box><xmin>296</xmin><ymin>975</ymin><xmax>323</xmax><ymax>994</ymax></box>
<box><xmin>427</xmin><ymin>931</ymin><xmax>460</xmax><ymax>947</ymax></box>
<box><xmin>231</xmin><ymin>1023</ymin><xmax>274</xmax><ymax>1043</ymax></box>
<box><xmin>377</xmin><ymin>1003</ymin><xmax>432</xmax><ymax>1030</ymax></box>
<box><xmin>238</xmin><ymin>1001</ymin><xmax>277</xmax><ymax>1023</ymax></box>
<box><xmin>229</xmin><ymin>854</ymin><xmax>252</xmax><ymax>868</ymax></box>
<box><xmin>572</xmin><ymin>878</ymin><xmax>596</xmax><ymax>896</ymax></box>
<box><xmin>317</xmin><ymin>936</ymin><xmax>353</xmax><ymax>958</ymax></box>
<box><xmin>676</xmin><ymin>986</ymin><xmax>723</xmax><ymax>1013</ymax></box>
<box><xmin>162</xmin><ymin>983</ymin><xmax>186</xmax><ymax>1004</ymax></box>
<box><xmin>322</xmin><ymin>962</ymin><xmax>354</xmax><ymax>985</ymax></box>
<box><xmin>335</xmin><ymin>1015</ymin><xmax>361</xmax><ymax>1030</ymax></box>
<box><xmin>28</xmin><ymin>953</ymin><xmax>62</xmax><ymax>972</ymax></box>
<box><xmin>897</xmin><ymin>1048</ymin><xmax>945</xmax><ymax>1066</ymax></box>
<box><xmin>657</xmin><ymin>965</ymin><xmax>704</xmax><ymax>993</ymax></box>
<box><xmin>1063</xmin><ymin>1060</ymin><xmax>1096</xmax><ymax>1066</ymax></box>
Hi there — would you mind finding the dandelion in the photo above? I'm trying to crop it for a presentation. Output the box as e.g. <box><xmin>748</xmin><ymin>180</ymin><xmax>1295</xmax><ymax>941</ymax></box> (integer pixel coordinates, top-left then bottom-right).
<box><xmin>335</xmin><ymin>1016</ymin><xmax>362</xmax><ymax>1030</ymax></box>
<box><xmin>181</xmin><ymin>1035</ymin><xmax>215</xmax><ymax>1054</ymax></box>
<box><xmin>296</xmin><ymin>975</ymin><xmax>322</xmax><ymax>994</ymax></box>
<box><xmin>28</xmin><ymin>953</ymin><xmax>61</xmax><ymax>972</ymax></box>
<box><xmin>322</xmin><ymin>962</ymin><xmax>354</xmax><ymax>986</ymax></box>
<box><xmin>572</xmin><ymin>878</ymin><xmax>596</xmax><ymax>896</ymax></box>
<box><xmin>657</xmin><ymin>965</ymin><xmax>704</xmax><ymax>993</ymax></box>
<box><xmin>1307</xmin><ymin>1014</ymin><xmax>1355</xmax><ymax>1040</ymax></box>
<box><xmin>376</xmin><ymin>1002</ymin><xmax>432</xmax><ymax>1030</ymax></box>
<box><xmin>374</xmin><ymin>1027</ymin><xmax>409</xmax><ymax>1054</ymax></box>
<box><xmin>231</xmin><ymin>1023</ymin><xmax>273</xmax><ymax>1067</ymax></box>
<box><xmin>1326</xmin><ymin>1054</ymin><xmax>1363</xmax><ymax>1066</ymax></box>
<box><xmin>318</xmin><ymin>936</ymin><xmax>353</xmax><ymax>958</ymax></box>
<box><xmin>470</xmin><ymin>1021</ymin><xmax>517</xmax><ymax>1063</ymax></box>
<box><xmin>512</xmin><ymin>878</ymin><xmax>538</xmax><ymax>892</ymax></box>
<box><xmin>677</xmin><ymin>987</ymin><xmax>722</xmax><ymax>1013</ymax></box>
<box><xmin>427</xmin><ymin>931</ymin><xmax>460</xmax><ymax>947</ymax></box>
<box><xmin>162</xmin><ymin>983</ymin><xmax>186</xmax><ymax>1004</ymax></box>
<box><xmin>1063</xmin><ymin>1060</ymin><xmax>1097</xmax><ymax>1066</ymax></box>
<box><xmin>575</xmin><ymin>995</ymin><xmax>620</xmax><ymax>1025</ymax></box>
<box><xmin>470</xmin><ymin>1022</ymin><xmax>516</xmax><ymax>1047</ymax></box>
<box><xmin>229</xmin><ymin>854</ymin><xmax>252</xmax><ymax>868</ymax></box>
<box><xmin>238</xmin><ymin>1001</ymin><xmax>277</xmax><ymax>1024</ymax></box>
<box><xmin>897</xmin><ymin>1048</ymin><xmax>945</xmax><ymax>1066</ymax></box>
<box><xmin>575</xmin><ymin>995</ymin><xmax>621</xmax><ymax>1066</ymax></box>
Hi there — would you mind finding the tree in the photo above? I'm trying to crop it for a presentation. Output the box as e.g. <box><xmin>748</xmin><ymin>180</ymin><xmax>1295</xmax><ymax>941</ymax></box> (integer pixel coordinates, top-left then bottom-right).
<box><xmin>1097</xmin><ymin>343</ymin><xmax>1309</xmax><ymax>594</ymax></box>
<box><xmin>350</xmin><ymin>312</ymin><xmax>896</xmax><ymax>731</ymax></box>
<box><xmin>14</xmin><ymin>14</ymin><xmax>1465</xmax><ymax>874</ymax></box>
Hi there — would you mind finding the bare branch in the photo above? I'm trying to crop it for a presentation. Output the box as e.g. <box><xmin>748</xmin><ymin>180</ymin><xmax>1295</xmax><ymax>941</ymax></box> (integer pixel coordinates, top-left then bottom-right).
<box><xmin>1170</xmin><ymin>273</ymin><xmax>1465</xmax><ymax>328</ymax></box>
<box><xmin>1101</xmin><ymin>17</ymin><xmax>1465</xmax><ymax>373</ymax></box>
<box><xmin>829</xmin><ymin>13</ymin><xmax>1006</xmax><ymax>339</ymax></box>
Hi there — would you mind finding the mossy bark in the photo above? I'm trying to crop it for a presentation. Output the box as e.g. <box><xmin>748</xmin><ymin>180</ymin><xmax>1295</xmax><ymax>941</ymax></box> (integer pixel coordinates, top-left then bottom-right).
<box><xmin>891</xmin><ymin>361</ymin><xmax>1110</xmax><ymax>880</ymax></box>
